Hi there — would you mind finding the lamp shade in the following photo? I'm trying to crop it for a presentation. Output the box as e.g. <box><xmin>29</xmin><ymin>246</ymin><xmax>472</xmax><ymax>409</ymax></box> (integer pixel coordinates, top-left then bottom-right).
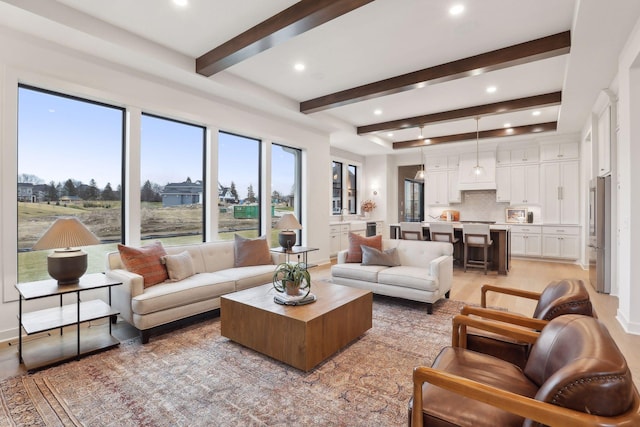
<box><xmin>275</xmin><ymin>213</ymin><xmax>302</xmax><ymax>231</ymax></box>
<box><xmin>32</xmin><ymin>217</ymin><xmax>100</xmax><ymax>285</ymax></box>
<box><xmin>32</xmin><ymin>217</ymin><xmax>100</xmax><ymax>250</ymax></box>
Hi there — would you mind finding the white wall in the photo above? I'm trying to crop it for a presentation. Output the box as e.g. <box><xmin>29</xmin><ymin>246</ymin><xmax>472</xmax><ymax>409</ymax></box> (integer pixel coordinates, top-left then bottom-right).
<box><xmin>0</xmin><ymin>28</ymin><xmax>331</xmax><ymax>341</ymax></box>
<box><xmin>616</xmin><ymin>15</ymin><xmax>640</xmax><ymax>334</ymax></box>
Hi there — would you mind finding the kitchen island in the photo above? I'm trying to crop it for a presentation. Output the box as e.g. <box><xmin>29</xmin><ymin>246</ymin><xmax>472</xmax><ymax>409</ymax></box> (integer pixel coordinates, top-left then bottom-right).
<box><xmin>389</xmin><ymin>222</ymin><xmax>511</xmax><ymax>275</ymax></box>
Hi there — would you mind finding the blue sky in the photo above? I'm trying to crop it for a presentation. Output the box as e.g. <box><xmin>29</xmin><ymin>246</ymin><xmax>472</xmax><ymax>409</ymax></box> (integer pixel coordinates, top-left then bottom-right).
<box><xmin>18</xmin><ymin>87</ymin><xmax>297</xmax><ymax>199</ymax></box>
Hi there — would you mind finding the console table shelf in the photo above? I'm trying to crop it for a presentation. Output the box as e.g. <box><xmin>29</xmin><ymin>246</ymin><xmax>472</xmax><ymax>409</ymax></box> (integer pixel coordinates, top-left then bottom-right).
<box><xmin>15</xmin><ymin>273</ymin><xmax>122</xmax><ymax>371</ymax></box>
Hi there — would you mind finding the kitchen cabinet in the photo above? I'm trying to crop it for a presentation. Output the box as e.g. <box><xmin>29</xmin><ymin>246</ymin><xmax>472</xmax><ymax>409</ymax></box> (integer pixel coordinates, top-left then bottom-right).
<box><xmin>542</xmin><ymin>226</ymin><xmax>580</xmax><ymax>259</ymax></box>
<box><xmin>510</xmin><ymin>225</ymin><xmax>542</xmax><ymax>257</ymax></box>
<box><xmin>426</xmin><ymin>170</ymin><xmax>448</xmax><ymax>206</ymax></box>
<box><xmin>330</xmin><ymin>223</ymin><xmax>350</xmax><ymax>256</ymax></box>
<box><xmin>509</xmin><ymin>147</ymin><xmax>539</xmax><ymax>164</ymax></box>
<box><xmin>597</xmin><ymin>104</ymin><xmax>612</xmax><ymax>176</ymax></box>
<box><xmin>457</xmin><ymin>151</ymin><xmax>496</xmax><ymax>190</ymax></box>
<box><xmin>496</xmin><ymin>150</ymin><xmax>510</xmax><ymax>165</ymax></box>
<box><xmin>541</xmin><ymin>161</ymin><xmax>579</xmax><ymax>224</ymax></box>
<box><xmin>425</xmin><ymin>156</ymin><xmax>448</xmax><ymax>170</ymax></box>
<box><xmin>540</xmin><ymin>141</ymin><xmax>579</xmax><ymax>161</ymax></box>
<box><xmin>495</xmin><ymin>167</ymin><xmax>511</xmax><ymax>202</ymax></box>
<box><xmin>510</xmin><ymin>164</ymin><xmax>540</xmax><ymax>205</ymax></box>
<box><xmin>448</xmin><ymin>169</ymin><xmax>461</xmax><ymax>203</ymax></box>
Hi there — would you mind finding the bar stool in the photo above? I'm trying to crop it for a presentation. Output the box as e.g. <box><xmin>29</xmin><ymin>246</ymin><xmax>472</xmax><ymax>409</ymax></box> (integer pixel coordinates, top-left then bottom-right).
<box><xmin>462</xmin><ymin>223</ymin><xmax>493</xmax><ymax>274</ymax></box>
<box><xmin>429</xmin><ymin>222</ymin><xmax>461</xmax><ymax>262</ymax></box>
<box><xmin>400</xmin><ymin>222</ymin><xmax>426</xmax><ymax>240</ymax></box>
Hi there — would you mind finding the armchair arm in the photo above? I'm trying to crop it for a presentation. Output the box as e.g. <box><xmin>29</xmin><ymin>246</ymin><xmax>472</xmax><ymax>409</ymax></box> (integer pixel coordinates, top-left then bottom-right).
<box><xmin>481</xmin><ymin>284</ymin><xmax>542</xmax><ymax>308</ymax></box>
<box><xmin>412</xmin><ymin>366</ymin><xmax>640</xmax><ymax>427</ymax></box>
<box><xmin>460</xmin><ymin>306</ymin><xmax>549</xmax><ymax>330</ymax></box>
<box><xmin>452</xmin><ymin>314</ymin><xmax>539</xmax><ymax>349</ymax></box>
<box><xmin>106</xmin><ymin>269</ymin><xmax>144</xmax><ymax>325</ymax></box>
<box><xmin>336</xmin><ymin>249</ymin><xmax>348</xmax><ymax>264</ymax></box>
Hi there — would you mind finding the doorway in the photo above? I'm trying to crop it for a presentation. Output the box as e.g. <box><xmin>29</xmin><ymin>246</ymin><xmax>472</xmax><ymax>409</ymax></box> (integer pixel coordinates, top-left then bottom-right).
<box><xmin>397</xmin><ymin>165</ymin><xmax>424</xmax><ymax>222</ymax></box>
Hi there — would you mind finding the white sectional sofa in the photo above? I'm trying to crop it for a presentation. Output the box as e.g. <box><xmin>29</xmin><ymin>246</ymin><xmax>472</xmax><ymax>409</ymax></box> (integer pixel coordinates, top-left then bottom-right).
<box><xmin>106</xmin><ymin>240</ymin><xmax>279</xmax><ymax>343</ymax></box>
<box><xmin>331</xmin><ymin>239</ymin><xmax>453</xmax><ymax>314</ymax></box>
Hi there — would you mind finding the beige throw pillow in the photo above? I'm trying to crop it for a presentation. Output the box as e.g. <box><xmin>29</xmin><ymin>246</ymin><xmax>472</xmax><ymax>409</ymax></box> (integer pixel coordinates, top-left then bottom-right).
<box><xmin>161</xmin><ymin>251</ymin><xmax>196</xmax><ymax>281</ymax></box>
<box><xmin>234</xmin><ymin>234</ymin><xmax>273</xmax><ymax>267</ymax></box>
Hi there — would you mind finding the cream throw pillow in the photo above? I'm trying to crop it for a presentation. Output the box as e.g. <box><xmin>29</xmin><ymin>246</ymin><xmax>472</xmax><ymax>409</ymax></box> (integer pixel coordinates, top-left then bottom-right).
<box><xmin>161</xmin><ymin>251</ymin><xmax>196</xmax><ymax>281</ymax></box>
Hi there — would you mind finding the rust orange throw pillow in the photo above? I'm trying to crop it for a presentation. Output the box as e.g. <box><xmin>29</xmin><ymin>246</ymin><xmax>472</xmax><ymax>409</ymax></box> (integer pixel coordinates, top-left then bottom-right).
<box><xmin>345</xmin><ymin>233</ymin><xmax>382</xmax><ymax>263</ymax></box>
<box><xmin>118</xmin><ymin>241</ymin><xmax>168</xmax><ymax>288</ymax></box>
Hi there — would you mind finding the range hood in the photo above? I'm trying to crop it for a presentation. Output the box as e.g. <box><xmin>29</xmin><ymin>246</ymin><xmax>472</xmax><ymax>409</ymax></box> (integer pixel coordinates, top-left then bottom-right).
<box><xmin>457</xmin><ymin>152</ymin><xmax>496</xmax><ymax>191</ymax></box>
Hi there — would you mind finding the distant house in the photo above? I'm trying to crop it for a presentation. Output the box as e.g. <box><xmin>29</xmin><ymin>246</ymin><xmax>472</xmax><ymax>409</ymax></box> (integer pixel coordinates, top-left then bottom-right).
<box><xmin>162</xmin><ymin>180</ymin><xmax>203</xmax><ymax>207</ymax></box>
<box><xmin>218</xmin><ymin>182</ymin><xmax>236</xmax><ymax>204</ymax></box>
<box><xmin>17</xmin><ymin>182</ymin><xmax>34</xmax><ymax>202</ymax></box>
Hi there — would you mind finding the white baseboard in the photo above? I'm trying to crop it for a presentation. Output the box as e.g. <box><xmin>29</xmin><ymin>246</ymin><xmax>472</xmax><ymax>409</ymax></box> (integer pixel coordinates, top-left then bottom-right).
<box><xmin>616</xmin><ymin>309</ymin><xmax>640</xmax><ymax>335</ymax></box>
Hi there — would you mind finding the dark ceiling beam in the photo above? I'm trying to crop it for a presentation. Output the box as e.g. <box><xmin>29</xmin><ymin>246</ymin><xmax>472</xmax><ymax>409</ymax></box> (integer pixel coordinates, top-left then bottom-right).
<box><xmin>393</xmin><ymin>122</ymin><xmax>558</xmax><ymax>150</ymax></box>
<box><xmin>196</xmin><ymin>0</ymin><xmax>374</xmax><ymax>76</ymax></box>
<box><xmin>357</xmin><ymin>92</ymin><xmax>562</xmax><ymax>134</ymax></box>
<box><xmin>300</xmin><ymin>31</ymin><xmax>571</xmax><ymax>114</ymax></box>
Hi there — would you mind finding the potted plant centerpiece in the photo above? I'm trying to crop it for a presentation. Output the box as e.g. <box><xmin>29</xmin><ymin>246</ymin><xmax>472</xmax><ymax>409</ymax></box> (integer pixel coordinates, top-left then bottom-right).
<box><xmin>272</xmin><ymin>262</ymin><xmax>311</xmax><ymax>297</ymax></box>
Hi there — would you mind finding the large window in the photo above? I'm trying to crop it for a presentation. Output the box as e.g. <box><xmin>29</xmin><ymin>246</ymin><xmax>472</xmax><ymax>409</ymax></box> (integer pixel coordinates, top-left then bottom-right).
<box><xmin>271</xmin><ymin>144</ymin><xmax>302</xmax><ymax>247</ymax></box>
<box><xmin>332</xmin><ymin>161</ymin><xmax>342</xmax><ymax>214</ymax></box>
<box><xmin>218</xmin><ymin>132</ymin><xmax>261</xmax><ymax>239</ymax></box>
<box><xmin>348</xmin><ymin>164</ymin><xmax>358</xmax><ymax>214</ymax></box>
<box><xmin>140</xmin><ymin>114</ymin><xmax>205</xmax><ymax>245</ymax></box>
<box><xmin>17</xmin><ymin>85</ymin><xmax>124</xmax><ymax>283</ymax></box>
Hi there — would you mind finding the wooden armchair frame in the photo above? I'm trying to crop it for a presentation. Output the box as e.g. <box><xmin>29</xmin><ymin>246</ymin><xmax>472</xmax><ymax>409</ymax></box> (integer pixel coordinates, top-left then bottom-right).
<box><xmin>412</xmin><ymin>315</ymin><xmax>640</xmax><ymax>427</ymax></box>
<box><xmin>480</xmin><ymin>283</ymin><xmax>543</xmax><ymax>308</ymax></box>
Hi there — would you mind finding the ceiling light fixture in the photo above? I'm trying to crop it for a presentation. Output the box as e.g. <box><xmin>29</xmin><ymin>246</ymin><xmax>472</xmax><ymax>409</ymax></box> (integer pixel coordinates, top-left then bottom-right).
<box><xmin>415</xmin><ymin>143</ymin><xmax>425</xmax><ymax>181</ymax></box>
<box><xmin>486</xmin><ymin>86</ymin><xmax>497</xmax><ymax>93</ymax></box>
<box><xmin>503</xmin><ymin>123</ymin><xmax>511</xmax><ymax>128</ymax></box>
<box><xmin>532</xmin><ymin>110</ymin><xmax>541</xmax><ymax>116</ymax></box>
<box><xmin>473</xmin><ymin>117</ymin><xmax>485</xmax><ymax>177</ymax></box>
<box><xmin>294</xmin><ymin>63</ymin><xmax>305</xmax><ymax>72</ymax></box>
<box><xmin>374</xmin><ymin>109</ymin><xmax>382</xmax><ymax>116</ymax></box>
<box><xmin>173</xmin><ymin>0</ymin><xmax>188</xmax><ymax>7</ymax></box>
<box><xmin>449</xmin><ymin>4</ymin><xmax>465</xmax><ymax>15</ymax></box>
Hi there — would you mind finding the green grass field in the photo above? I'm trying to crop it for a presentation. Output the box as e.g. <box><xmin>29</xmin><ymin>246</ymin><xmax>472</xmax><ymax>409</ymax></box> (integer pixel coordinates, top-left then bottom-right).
<box><xmin>17</xmin><ymin>202</ymin><xmax>286</xmax><ymax>282</ymax></box>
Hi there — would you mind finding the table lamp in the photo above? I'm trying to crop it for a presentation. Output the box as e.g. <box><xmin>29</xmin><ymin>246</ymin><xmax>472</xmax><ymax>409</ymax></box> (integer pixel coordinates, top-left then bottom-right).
<box><xmin>275</xmin><ymin>213</ymin><xmax>302</xmax><ymax>250</ymax></box>
<box><xmin>31</xmin><ymin>217</ymin><xmax>100</xmax><ymax>285</ymax></box>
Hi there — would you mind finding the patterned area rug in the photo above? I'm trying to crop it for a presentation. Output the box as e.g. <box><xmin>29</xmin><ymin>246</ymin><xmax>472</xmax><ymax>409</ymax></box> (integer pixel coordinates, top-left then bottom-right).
<box><xmin>0</xmin><ymin>296</ymin><xmax>464</xmax><ymax>426</ymax></box>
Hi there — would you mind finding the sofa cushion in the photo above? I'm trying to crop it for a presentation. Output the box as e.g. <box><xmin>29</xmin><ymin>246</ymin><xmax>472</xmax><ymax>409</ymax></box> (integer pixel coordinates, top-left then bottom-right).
<box><xmin>118</xmin><ymin>241</ymin><xmax>168</xmax><ymax>288</ymax></box>
<box><xmin>361</xmin><ymin>245</ymin><xmax>400</xmax><ymax>267</ymax></box>
<box><xmin>161</xmin><ymin>251</ymin><xmax>196</xmax><ymax>281</ymax></box>
<box><xmin>331</xmin><ymin>262</ymin><xmax>389</xmax><ymax>282</ymax></box>
<box><xmin>215</xmin><ymin>264</ymin><xmax>276</xmax><ymax>291</ymax></box>
<box><xmin>345</xmin><ymin>233</ymin><xmax>382</xmax><ymax>263</ymax></box>
<box><xmin>378</xmin><ymin>266</ymin><xmax>438</xmax><ymax>292</ymax></box>
<box><xmin>234</xmin><ymin>234</ymin><xmax>273</xmax><ymax>267</ymax></box>
<box><xmin>131</xmin><ymin>273</ymin><xmax>236</xmax><ymax>315</ymax></box>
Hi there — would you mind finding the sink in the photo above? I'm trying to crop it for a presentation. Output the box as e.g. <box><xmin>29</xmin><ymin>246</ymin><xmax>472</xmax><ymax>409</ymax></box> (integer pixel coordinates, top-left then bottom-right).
<box><xmin>349</xmin><ymin>221</ymin><xmax>367</xmax><ymax>231</ymax></box>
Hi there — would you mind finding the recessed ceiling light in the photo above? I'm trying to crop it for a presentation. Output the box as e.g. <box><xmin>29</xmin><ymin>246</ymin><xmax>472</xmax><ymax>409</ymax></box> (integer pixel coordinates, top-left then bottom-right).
<box><xmin>449</xmin><ymin>4</ymin><xmax>465</xmax><ymax>16</ymax></box>
<box><xmin>173</xmin><ymin>0</ymin><xmax>188</xmax><ymax>7</ymax></box>
<box><xmin>293</xmin><ymin>63</ymin><xmax>305</xmax><ymax>72</ymax></box>
<box><xmin>423</xmin><ymin>138</ymin><xmax>431</xmax><ymax>144</ymax></box>
<box><xmin>374</xmin><ymin>109</ymin><xmax>382</xmax><ymax>116</ymax></box>
<box><xmin>506</xmin><ymin>128</ymin><xmax>514</xmax><ymax>134</ymax></box>
<box><xmin>416</xmin><ymin>82</ymin><xmax>426</xmax><ymax>89</ymax></box>
<box><xmin>486</xmin><ymin>86</ymin><xmax>497</xmax><ymax>93</ymax></box>
<box><xmin>503</xmin><ymin>123</ymin><xmax>511</xmax><ymax>128</ymax></box>
<box><xmin>532</xmin><ymin>110</ymin><xmax>541</xmax><ymax>116</ymax></box>
<box><xmin>387</xmin><ymin>132</ymin><xmax>394</xmax><ymax>137</ymax></box>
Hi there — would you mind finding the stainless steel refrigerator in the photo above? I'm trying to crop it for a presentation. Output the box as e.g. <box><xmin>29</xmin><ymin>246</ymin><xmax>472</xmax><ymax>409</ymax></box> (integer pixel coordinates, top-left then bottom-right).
<box><xmin>588</xmin><ymin>175</ymin><xmax>611</xmax><ymax>293</ymax></box>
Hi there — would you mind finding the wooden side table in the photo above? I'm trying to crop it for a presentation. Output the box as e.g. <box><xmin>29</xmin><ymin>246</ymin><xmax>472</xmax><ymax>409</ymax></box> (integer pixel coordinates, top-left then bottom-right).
<box><xmin>15</xmin><ymin>272</ymin><xmax>122</xmax><ymax>370</ymax></box>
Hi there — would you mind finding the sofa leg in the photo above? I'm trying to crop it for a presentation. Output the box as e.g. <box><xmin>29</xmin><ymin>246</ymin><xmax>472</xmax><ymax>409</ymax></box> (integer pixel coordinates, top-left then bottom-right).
<box><xmin>141</xmin><ymin>330</ymin><xmax>150</xmax><ymax>344</ymax></box>
<box><xmin>426</xmin><ymin>303</ymin><xmax>433</xmax><ymax>314</ymax></box>
<box><xmin>445</xmin><ymin>291</ymin><xmax>450</xmax><ymax>299</ymax></box>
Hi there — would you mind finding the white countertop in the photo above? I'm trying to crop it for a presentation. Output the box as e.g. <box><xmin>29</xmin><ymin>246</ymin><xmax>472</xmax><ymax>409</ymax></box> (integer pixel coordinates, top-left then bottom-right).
<box><xmin>390</xmin><ymin>222</ymin><xmax>511</xmax><ymax>231</ymax></box>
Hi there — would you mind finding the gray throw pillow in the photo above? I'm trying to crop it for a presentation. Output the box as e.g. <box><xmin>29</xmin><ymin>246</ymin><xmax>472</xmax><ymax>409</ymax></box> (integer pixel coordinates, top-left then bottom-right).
<box><xmin>361</xmin><ymin>245</ymin><xmax>401</xmax><ymax>267</ymax></box>
<box><xmin>234</xmin><ymin>234</ymin><xmax>273</xmax><ymax>267</ymax></box>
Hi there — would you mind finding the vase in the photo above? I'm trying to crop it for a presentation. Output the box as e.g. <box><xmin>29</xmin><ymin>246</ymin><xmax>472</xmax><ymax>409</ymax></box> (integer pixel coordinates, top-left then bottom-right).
<box><xmin>364</xmin><ymin>211</ymin><xmax>370</xmax><ymax>218</ymax></box>
<box><xmin>285</xmin><ymin>281</ymin><xmax>300</xmax><ymax>296</ymax></box>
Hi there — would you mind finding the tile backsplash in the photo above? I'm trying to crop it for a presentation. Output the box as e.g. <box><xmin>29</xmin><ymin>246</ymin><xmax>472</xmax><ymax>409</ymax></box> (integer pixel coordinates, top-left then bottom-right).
<box><xmin>427</xmin><ymin>190</ymin><xmax>541</xmax><ymax>223</ymax></box>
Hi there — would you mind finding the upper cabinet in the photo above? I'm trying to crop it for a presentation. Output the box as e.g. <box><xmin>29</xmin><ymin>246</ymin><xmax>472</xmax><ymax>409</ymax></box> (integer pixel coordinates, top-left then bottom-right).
<box><xmin>509</xmin><ymin>147</ymin><xmax>540</xmax><ymax>164</ymax></box>
<box><xmin>457</xmin><ymin>151</ymin><xmax>496</xmax><ymax>190</ymax></box>
<box><xmin>541</xmin><ymin>161</ymin><xmax>580</xmax><ymax>224</ymax></box>
<box><xmin>510</xmin><ymin>164</ymin><xmax>540</xmax><ymax>205</ymax></box>
<box><xmin>597</xmin><ymin>103</ymin><xmax>614</xmax><ymax>176</ymax></box>
<box><xmin>540</xmin><ymin>141</ymin><xmax>579</xmax><ymax>162</ymax></box>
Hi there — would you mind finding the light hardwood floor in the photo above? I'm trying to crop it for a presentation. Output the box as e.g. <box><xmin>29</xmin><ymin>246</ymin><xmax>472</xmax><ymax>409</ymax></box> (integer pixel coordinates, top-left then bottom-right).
<box><xmin>1</xmin><ymin>258</ymin><xmax>638</xmax><ymax>389</ymax></box>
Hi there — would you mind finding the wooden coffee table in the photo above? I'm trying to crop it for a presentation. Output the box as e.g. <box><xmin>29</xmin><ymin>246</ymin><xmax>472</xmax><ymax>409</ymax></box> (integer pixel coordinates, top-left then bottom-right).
<box><xmin>220</xmin><ymin>281</ymin><xmax>373</xmax><ymax>371</ymax></box>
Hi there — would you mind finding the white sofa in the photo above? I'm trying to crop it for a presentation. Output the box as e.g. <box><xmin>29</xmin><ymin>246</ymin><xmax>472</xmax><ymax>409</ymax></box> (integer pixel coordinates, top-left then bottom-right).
<box><xmin>106</xmin><ymin>240</ymin><xmax>279</xmax><ymax>343</ymax></box>
<box><xmin>331</xmin><ymin>239</ymin><xmax>453</xmax><ymax>314</ymax></box>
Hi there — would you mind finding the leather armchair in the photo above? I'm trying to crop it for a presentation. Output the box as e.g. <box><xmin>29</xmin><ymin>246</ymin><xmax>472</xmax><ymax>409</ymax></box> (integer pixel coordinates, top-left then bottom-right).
<box><xmin>459</xmin><ymin>279</ymin><xmax>594</xmax><ymax>368</ymax></box>
<box><xmin>411</xmin><ymin>315</ymin><xmax>640</xmax><ymax>427</ymax></box>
